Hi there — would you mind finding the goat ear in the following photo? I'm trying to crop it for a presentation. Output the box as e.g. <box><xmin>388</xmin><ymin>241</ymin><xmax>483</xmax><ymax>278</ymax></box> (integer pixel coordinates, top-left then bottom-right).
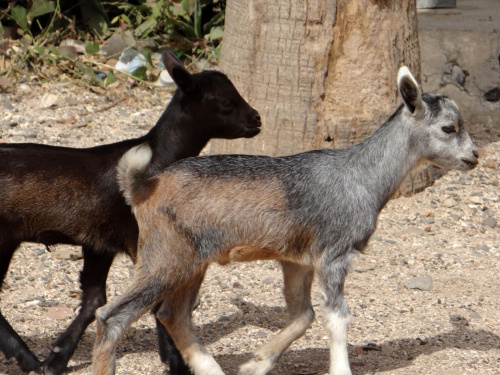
<box><xmin>398</xmin><ymin>66</ymin><xmax>423</xmax><ymax>116</ymax></box>
<box><xmin>162</xmin><ymin>50</ymin><xmax>198</xmax><ymax>97</ymax></box>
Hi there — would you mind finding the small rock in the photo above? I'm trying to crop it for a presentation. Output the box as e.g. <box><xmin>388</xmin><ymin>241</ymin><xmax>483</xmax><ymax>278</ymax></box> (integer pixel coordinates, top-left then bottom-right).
<box><xmin>482</xmin><ymin>216</ymin><xmax>497</xmax><ymax>229</ymax></box>
<box><xmin>470</xmin><ymin>196</ymin><xmax>482</xmax><ymax>204</ymax></box>
<box><xmin>40</xmin><ymin>93</ymin><xmax>59</xmax><ymax>109</ymax></box>
<box><xmin>485</xmin><ymin>160</ymin><xmax>497</xmax><ymax>169</ymax></box>
<box><xmin>4</xmin><ymin>101</ymin><xmax>14</xmax><ymax>110</ymax></box>
<box><xmin>53</xmin><ymin>247</ymin><xmax>82</xmax><ymax>260</ymax></box>
<box><xmin>476</xmin><ymin>244</ymin><xmax>490</xmax><ymax>252</ymax></box>
<box><xmin>404</xmin><ymin>275</ymin><xmax>433</xmax><ymax>291</ymax></box>
<box><xmin>46</xmin><ymin>305</ymin><xmax>73</xmax><ymax>320</ymax></box>
<box><xmin>469</xmin><ymin>311</ymin><xmax>481</xmax><ymax>320</ymax></box>
<box><xmin>484</xmin><ymin>87</ymin><xmax>500</xmax><ymax>102</ymax></box>
<box><xmin>451</xmin><ymin>65</ymin><xmax>466</xmax><ymax>86</ymax></box>
<box><xmin>422</xmin><ymin>217</ymin><xmax>435</xmax><ymax>224</ymax></box>
<box><xmin>405</xmin><ymin>227</ymin><xmax>426</xmax><ymax>237</ymax></box>
<box><xmin>60</xmin><ymin>39</ymin><xmax>86</xmax><ymax>54</ymax></box>
<box><xmin>355</xmin><ymin>347</ymin><xmax>364</xmax><ymax>355</ymax></box>
<box><xmin>262</xmin><ymin>277</ymin><xmax>273</xmax><ymax>285</ymax></box>
<box><xmin>442</xmin><ymin>198</ymin><xmax>457</xmax><ymax>208</ymax></box>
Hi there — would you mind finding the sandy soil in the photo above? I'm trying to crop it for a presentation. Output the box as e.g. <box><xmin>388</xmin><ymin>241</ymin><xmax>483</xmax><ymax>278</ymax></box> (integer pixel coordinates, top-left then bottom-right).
<box><xmin>0</xmin><ymin>81</ymin><xmax>499</xmax><ymax>375</ymax></box>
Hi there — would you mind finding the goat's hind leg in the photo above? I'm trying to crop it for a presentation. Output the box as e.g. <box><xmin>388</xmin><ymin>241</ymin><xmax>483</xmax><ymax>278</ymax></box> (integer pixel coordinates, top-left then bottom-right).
<box><xmin>156</xmin><ymin>269</ymin><xmax>225</xmax><ymax>375</ymax></box>
<box><xmin>152</xmin><ymin>302</ymin><xmax>193</xmax><ymax>375</ymax></box>
<box><xmin>92</xmin><ymin>275</ymin><xmax>166</xmax><ymax>375</ymax></box>
<box><xmin>239</xmin><ymin>261</ymin><xmax>315</xmax><ymax>375</ymax></box>
<box><xmin>0</xmin><ymin>241</ymin><xmax>43</xmax><ymax>372</ymax></box>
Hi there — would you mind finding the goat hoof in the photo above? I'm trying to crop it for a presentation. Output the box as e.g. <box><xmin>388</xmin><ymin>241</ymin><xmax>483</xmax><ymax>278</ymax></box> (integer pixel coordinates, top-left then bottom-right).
<box><xmin>42</xmin><ymin>358</ymin><xmax>68</xmax><ymax>375</ymax></box>
<box><xmin>238</xmin><ymin>358</ymin><xmax>274</xmax><ymax>375</ymax></box>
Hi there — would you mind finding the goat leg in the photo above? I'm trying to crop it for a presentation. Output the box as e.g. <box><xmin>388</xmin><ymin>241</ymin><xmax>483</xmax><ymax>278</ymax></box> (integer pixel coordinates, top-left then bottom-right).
<box><xmin>0</xmin><ymin>313</ymin><xmax>43</xmax><ymax>372</ymax></box>
<box><xmin>43</xmin><ymin>248</ymin><xmax>114</xmax><ymax>375</ymax></box>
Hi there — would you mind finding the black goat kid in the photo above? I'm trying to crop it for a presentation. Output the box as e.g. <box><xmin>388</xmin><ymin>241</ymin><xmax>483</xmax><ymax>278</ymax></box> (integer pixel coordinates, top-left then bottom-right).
<box><xmin>0</xmin><ymin>50</ymin><xmax>261</xmax><ymax>375</ymax></box>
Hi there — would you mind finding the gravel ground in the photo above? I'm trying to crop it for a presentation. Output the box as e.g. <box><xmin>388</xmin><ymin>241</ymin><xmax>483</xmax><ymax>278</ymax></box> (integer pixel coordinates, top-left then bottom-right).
<box><xmin>0</xmin><ymin>81</ymin><xmax>499</xmax><ymax>375</ymax></box>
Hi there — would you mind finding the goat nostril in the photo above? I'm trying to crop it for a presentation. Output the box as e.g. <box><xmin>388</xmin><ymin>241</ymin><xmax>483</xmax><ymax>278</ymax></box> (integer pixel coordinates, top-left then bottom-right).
<box><xmin>473</xmin><ymin>149</ymin><xmax>479</xmax><ymax>158</ymax></box>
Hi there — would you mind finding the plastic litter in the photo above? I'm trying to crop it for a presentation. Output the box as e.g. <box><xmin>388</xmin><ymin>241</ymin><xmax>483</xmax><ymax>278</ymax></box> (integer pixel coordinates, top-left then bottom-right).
<box><xmin>157</xmin><ymin>70</ymin><xmax>175</xmax><ymax>86</ymax></box>
<box><xmin>115</xmin><ymin>50</ymin><xmax>147</xmax><ymax>74</ymax></box>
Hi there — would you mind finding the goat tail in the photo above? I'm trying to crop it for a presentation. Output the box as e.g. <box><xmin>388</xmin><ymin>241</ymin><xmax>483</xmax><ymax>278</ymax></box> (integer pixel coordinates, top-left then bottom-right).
<box><xmin>117</xmin><ymin>143</ymin><xmax>153</xmax><ymax>207</ymax></box>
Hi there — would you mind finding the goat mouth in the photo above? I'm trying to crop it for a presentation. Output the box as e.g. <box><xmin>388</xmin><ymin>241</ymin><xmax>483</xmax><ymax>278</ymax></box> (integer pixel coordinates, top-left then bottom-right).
<box><xmin>461</xmin><ymin>158</ymin><xmax>478</xmax><ymax>169</ymax></box>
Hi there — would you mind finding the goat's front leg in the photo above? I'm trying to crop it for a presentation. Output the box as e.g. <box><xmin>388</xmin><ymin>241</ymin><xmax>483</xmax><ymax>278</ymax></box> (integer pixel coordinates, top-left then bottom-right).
<box><xmin>317</xmin><ymin>253</ymin><xmax>352</xmax><ymax>375</ymax></box>
<box><xmin>44</xmin><ymin>247</ymin><xmax>114</xmax><ymax>375</ymax></box>
<box><xmin>239</xmin><ymin>261</ymin><xmax>315</xmax><ymax>375</ymax></box>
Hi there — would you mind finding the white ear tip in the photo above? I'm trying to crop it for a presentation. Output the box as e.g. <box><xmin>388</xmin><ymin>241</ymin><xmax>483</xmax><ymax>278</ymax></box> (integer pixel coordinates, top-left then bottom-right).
<box><xmin>397</xmin><ymin>66</ymin><xmax>417</xmax><ymax>86</ymax></box>
<box><xmin>398</xmin><ymin>66</ymin><xmax>411</xmax><ymax>81</ymax></box>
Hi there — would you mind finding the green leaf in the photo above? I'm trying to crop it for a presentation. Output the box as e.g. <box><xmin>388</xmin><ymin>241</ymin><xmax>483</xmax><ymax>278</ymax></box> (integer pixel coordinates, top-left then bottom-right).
<box><xmin>121</xmin><ymin>14</ymin><xmax>132</xmax><ymax>26</ymax></box>
<box><xmin>76</xmin><ymin>61</ymin><xmax>94</xmax><ymax>76</ymax></box>
<box><xmin>34</xmin><ymin>46</ymin><xmax>46</xmax><ymax>54</ymax></box>
<box><xmin>10</xmin><ymin>5</ymin><xmax>29</xmax><ymax>32</ymax></box>
<box><xmin>214</xmin><ymin>44</ymin><xmax>222</xmax><ymax>63</ymax></box>
<box><xmin>28</xmin><ymin>0</ymin><xmax>55</xmax><ymax>18</ymax></box>
<box><xmin>85</xmin><ymin>41</ymin><xmax>100</xmax><ymax>55</ymax></box>
<box><xmin>203</xmin><ymin>11</ymin><xmax>224</xmax><ymax>34</ymax></box>
<box><xmin>141</xmin><ymin>48</ymin><xmax>153</xmax><ymax>69</ymax></box>
<box><xmin>132</xmin><ymin>66</ymin><xmax>147</xmax><ymax>80</ymax></box>
<box><xmin>134</xmin><ymin>17</ymin><xmax>157</xmax><ymax>37</ymax></box>
<box><xmin>193</xmin><ymin>0</ymin><xmax>201</xmax><ymax>38</ymax></box>
<box><xmin>181</xmin><ymin>0</ymin><xmax>189</xmax><ymax>14</ymax></box>
<box><xmin>209</xmin><ymin>26</ymin><xmax>224</xmax><ymax>41</ymax></box>
<box><xmin>105</xmin><ymin>71</ymin><xmax>117</xmax><ymax>86</ymax></box>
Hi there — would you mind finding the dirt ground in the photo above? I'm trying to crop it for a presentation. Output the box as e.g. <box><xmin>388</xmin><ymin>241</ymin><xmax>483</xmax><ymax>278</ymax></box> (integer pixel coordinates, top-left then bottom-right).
<box><xmin>0</xmin><ymin>81</ymin><xmax>499</xmax><ymax>375</ymax></box>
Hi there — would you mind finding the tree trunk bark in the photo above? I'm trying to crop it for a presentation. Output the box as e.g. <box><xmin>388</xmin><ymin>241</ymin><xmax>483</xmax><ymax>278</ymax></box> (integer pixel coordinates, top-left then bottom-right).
<box><xmin>210</xmin><ymin>0</ymin><xmax>430</xmax><ymax>195</ymax></box>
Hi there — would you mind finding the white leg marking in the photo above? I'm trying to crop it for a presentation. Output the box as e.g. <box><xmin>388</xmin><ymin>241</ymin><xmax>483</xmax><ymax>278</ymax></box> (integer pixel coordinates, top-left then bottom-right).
<box><xmin>238</xmin><ymin>357</ymin><xmax>274</xmax><ymax>375</ymax></box>
<box><xmin>324</xmin><ymin>309</ymin><xmax>352</xmax><ymax>375</ymax></box>
<box><xmin>189</xmin><ymin>351</ymin><xmax>226</xmax><ymax>375</ymax></box>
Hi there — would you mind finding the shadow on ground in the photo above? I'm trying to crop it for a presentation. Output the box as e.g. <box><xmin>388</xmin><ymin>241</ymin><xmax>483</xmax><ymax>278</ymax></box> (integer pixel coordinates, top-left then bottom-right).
<box><xmin>2</xmin><ymin>301</ymin><xmax>498</xmax><ymax>375</ymax></box>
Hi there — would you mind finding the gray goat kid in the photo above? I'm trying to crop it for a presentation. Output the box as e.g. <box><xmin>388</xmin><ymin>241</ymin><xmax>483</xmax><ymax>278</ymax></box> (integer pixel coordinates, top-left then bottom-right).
<box><xmin>92</xmin><ymin>67</ymin><xmax>478</xmax><ymax>375</ymax></box>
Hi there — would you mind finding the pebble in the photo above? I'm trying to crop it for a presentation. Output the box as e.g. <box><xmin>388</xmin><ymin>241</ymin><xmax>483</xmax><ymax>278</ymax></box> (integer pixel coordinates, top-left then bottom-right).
<box><xmin>442</xmin><ymin>198</ymin><xmax>457</xmax><ymax>208</ymax></box>
<box><xmin>482</xmin><ymin>216</ymin><xmax>497</xmax><ymax>229</ymax></box>
<box><xmin>470</xmin><ymin>196</ymin><xmax>482</xmax><ymax>204</ymax></box>
<box><xmin>485</xmin><ymin>160</ymin><xmax>497</xmax><ymax>169</ymax></box>
<box><xmin>403</xmin><ymin>275</ymin><xmax>433</xmax><ymax>291</ymax></box>
<box><xmin>476</xmin><ymin>244</ymin><xmax>490</xmax><ymax>252</ymax></box>
<box><xmin>405</xmin><ymin>227</ymin><xmax>427</xmax><ymax>237</ymax></box>
<box><xmin>262</xmin><ymin>277</ymin><xmax>273</xmax><ymax>285</ymax></box>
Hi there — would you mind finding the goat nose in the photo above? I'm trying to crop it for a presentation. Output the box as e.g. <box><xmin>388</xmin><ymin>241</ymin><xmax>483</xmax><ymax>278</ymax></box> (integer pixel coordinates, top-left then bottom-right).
<box><xmin>473</xmin><ymin>149</ymin><xmax>479</xmax><ymax>158</ymax></box>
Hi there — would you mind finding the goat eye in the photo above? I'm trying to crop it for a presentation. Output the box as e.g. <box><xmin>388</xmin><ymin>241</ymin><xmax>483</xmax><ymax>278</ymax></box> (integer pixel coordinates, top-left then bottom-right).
<box><xmin>441</xmin><ymin>125</ymin><xmax>456</xmax><ymax>134</ymax></box>
<box><xmin>220</xmin><ymin>99</ymin><xmax>232</xmax><ymax>107</ymax></box>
